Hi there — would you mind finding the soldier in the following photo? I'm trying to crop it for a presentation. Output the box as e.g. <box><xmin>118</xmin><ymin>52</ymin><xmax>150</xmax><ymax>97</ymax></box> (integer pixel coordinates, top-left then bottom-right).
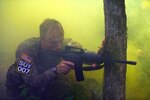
<box><xmin>5</xmin><ymin>19</ymin><xmax>93</xmax><ymax>100</ymax></box>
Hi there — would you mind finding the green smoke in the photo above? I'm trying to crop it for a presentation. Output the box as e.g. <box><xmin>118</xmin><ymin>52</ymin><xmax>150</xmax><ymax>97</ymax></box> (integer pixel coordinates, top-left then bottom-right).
<box><xmin>0</xmin><ymin>0</ymin><xmax>149</xmax><ymax>99</ymax></box>
<box><xmin>126</xmin><ymin>0</ymin><xmax>150</xmax><ymax>99</ymax></box>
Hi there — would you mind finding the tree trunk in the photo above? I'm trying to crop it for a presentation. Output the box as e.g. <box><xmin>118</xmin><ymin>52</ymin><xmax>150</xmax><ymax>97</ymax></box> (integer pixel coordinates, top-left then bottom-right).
<box><xmin>103</xmin><ymin>0</ymin><xmax>127</xmax><ymax>100</ymax></box>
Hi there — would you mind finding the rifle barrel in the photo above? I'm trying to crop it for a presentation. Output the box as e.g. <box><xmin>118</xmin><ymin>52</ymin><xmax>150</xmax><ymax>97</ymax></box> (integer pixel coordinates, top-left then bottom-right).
<box><xmin>110</xmin><ymin>60</ymin><xmax>137</xmax><ymax>65</ymax></box>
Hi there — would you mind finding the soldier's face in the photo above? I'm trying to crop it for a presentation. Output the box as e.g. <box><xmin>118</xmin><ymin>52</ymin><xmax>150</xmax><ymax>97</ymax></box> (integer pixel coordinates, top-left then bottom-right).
<box><xmin>41</xmin><ymin>26</ymin><xmax>64</xmax><ymax>52</ymax></box>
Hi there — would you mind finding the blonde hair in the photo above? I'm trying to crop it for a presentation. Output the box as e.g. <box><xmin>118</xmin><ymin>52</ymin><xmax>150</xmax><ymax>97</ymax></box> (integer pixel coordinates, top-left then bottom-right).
<box><xmin>39</xmin><ymin>18</ymin><xmax>64</xmax><ymax>39</ymax></box>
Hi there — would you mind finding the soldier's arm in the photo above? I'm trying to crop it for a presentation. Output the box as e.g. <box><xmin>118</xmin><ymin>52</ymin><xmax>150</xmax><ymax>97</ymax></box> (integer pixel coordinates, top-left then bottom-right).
<box><xmin>5</xmin><ymin>64</ymin><xmax>26</xmax><ymax>100</ymax></box>
<box><xmin>5</xmin><ymin>61</ymin><xmax>57</xmax><ymax>99</ymax></box>
<box><xmin>6</xmin><ymin>38</ymin><xmax>58</xmax><ymax>97</ymax></box>
<box><xmin>15</xmin><ymin>52</ymin><xmax>58</xmax><ymax>96</ymax></box>
<box><xmin>16</xmin><ymin>38</ymin><xmax>58</xmax><ymax>86</ymax></box>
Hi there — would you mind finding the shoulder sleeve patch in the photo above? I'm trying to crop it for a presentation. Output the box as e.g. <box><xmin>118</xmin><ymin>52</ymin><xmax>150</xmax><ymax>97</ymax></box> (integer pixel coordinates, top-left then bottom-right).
<box><xmin>16</xmin><ymin>53</ymin><xmax>33</xmax><ymax>75</ymax></box>
<box><xmin>21</xmin><ymin>53</ymin><xmax>32</xmax><ymax>63</ymax></box>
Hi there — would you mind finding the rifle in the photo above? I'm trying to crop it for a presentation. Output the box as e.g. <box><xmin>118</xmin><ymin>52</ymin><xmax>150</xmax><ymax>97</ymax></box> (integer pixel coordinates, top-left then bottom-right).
<box><xmin>59</xmin><ymin>46</ymin><xmax>137</xmax><ymax>81</ymax></box>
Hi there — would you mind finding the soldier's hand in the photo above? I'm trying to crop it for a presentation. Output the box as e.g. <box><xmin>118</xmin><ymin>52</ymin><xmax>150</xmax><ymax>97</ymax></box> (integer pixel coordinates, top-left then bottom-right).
<box><xmin>56</xmin><ymin>60</ymin><xmax>74</xmax><ymax>74</ymax></box>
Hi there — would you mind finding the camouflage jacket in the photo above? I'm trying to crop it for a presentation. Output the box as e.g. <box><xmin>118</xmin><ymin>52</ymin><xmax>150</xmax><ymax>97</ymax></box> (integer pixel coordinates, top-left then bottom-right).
<box><xmin>5</xmin><ymin>37</ymin><xmax>74</xmax><ymax>100</ymax></box>
<box><xmin>5</xmin><ymin>37</ymin><xmax>94</xmax><ymax>100</ymax></box>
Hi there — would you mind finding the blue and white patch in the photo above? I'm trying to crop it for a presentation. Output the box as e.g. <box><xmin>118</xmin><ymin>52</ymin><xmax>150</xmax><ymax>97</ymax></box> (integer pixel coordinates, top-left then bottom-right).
<box><xmin>17</xmin><ymin>59</ymin><xmax>32</xmax><ymax>75</ymax></box>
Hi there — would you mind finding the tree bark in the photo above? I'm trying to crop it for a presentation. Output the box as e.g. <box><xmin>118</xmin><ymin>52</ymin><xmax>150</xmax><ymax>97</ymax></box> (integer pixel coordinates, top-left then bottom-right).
<box><xmin>103</xmin><ymin>0</ymin><xmax>127</xmax><ymax>100</ymax></box>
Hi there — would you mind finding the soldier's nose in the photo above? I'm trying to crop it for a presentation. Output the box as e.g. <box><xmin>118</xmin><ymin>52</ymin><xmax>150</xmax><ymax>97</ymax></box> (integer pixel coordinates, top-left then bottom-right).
<box><xmin>56</xmin><ymin>43</ymin><xmax>62</xmax><ymax>51</ymax></box>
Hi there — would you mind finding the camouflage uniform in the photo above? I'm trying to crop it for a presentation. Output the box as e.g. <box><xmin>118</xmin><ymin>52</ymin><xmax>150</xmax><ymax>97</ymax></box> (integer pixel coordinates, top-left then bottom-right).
<box><xmin>5</xmin><ymin>37</ymin><xmax>93</xmax><ymax>100</ymax></box>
